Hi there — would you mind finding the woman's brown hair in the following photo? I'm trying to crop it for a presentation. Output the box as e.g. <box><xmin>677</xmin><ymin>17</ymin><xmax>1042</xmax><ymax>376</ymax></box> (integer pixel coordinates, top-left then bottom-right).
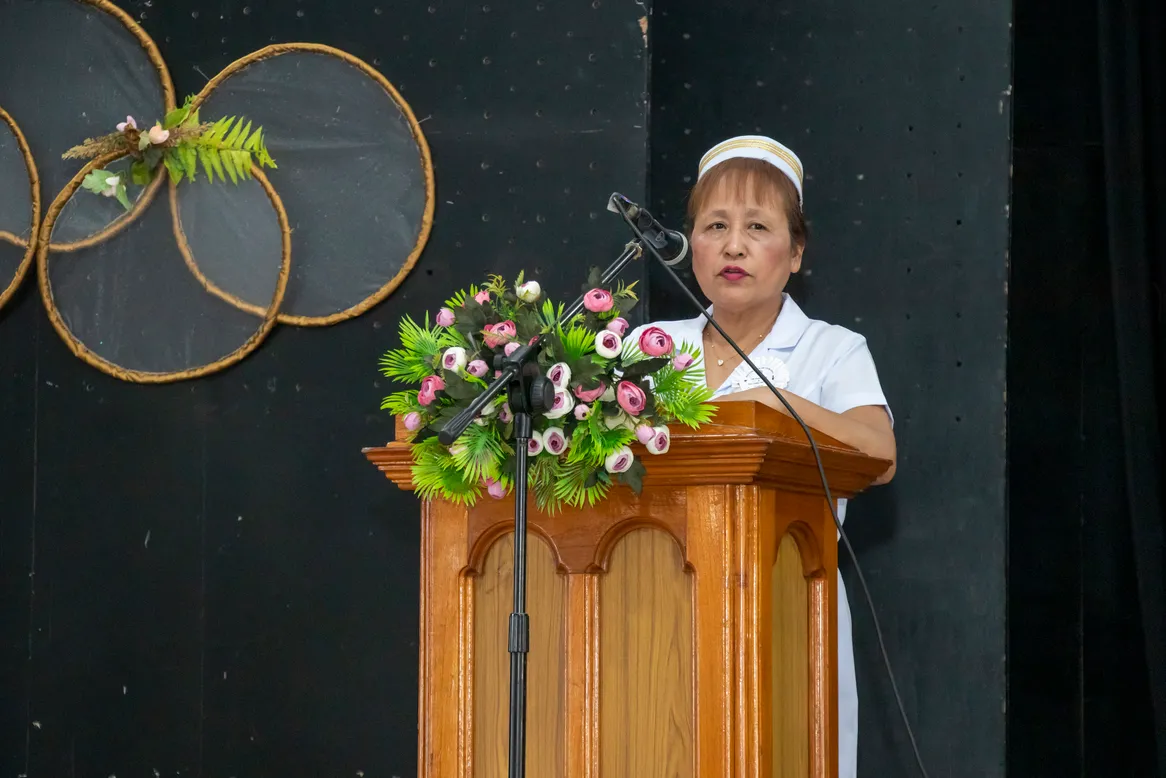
<box><xmin>685</xmin><ymin>157</ymin><xmax>808</xmax><ymax>250</ymax></box>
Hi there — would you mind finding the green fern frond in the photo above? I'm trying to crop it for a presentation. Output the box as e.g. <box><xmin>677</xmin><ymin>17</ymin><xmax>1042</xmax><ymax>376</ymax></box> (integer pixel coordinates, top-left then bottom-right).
<box><xmin>190</xmin><ymin>116</ymin><xmax>276</xmax><ymax>184</ymax></box>
<box><xmin>445</xmin><ymin>289</ymin><xmax>468</xmax><ymax>310</ymax></box>
<box><xmin>540</xmin><ymin>299</ymin><xmax>566</xmax><ymax>330</ymax></box>
<box><xmin>380</xmin><ymin>389</ymin><xmax>422</xmax><ymax>414</ymax></box>
<box><xmin>559</xmin><ymin>326</ymin><xmax>597</xmax><ymax>363</ymax></box>
<box><xmin>553</xmin><ymin>458</ymin><xmax>610</xmax><ymax>508</ymax></box>
<box><xmin>530</xmin><ymin>457</ymin><xmax>564</xmax><ymax>513</ymax></box>
<box><xmin>656</xmin><ymin>383</ymin><xmax>717</xmax><ymax>427</ymax></box>
<box><xmin>449</xmin><ymin>423</ymin><xmax>505</xmax><ymax>484</ymax></box>
<box><xmin>412</xmin><ymin>443</ymin><xmax>481</xmax><ymax>505</ymax></box>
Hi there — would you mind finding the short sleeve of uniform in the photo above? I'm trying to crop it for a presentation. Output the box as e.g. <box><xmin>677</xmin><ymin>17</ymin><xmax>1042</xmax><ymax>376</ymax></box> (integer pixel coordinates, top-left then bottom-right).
<box><xmin>819</xmin><ymin>335</ymin><xmax>893</xmax><ymax>426</ymax></box>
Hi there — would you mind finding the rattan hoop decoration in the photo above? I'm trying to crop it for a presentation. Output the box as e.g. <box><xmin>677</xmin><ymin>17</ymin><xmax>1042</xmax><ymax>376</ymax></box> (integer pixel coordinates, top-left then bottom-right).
<box><xmin>177</xmin><ymin>43</ymin><xmax>435</xmax><ymax>327</ymax></box>
<box><xmin>0</xmin><ymin>105</ymin><xmax>40</xmax><ymax>314</ymax></box>
<box><xmin>37</xmin><ymin>150</ymin><xmax>292</xmax><ymax>384</ymax></box>
<box><xmin>0</xmin><ymin>0</ymin><xmax>175</xmax><ymax>255</ymax></box>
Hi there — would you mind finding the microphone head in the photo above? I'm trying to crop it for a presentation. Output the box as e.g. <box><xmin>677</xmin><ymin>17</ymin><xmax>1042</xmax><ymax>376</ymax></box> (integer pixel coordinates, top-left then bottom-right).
<box><xmin>607</xmin><ymin>192</ymin><xmax>640</xmax><ymax>218</ymax></box>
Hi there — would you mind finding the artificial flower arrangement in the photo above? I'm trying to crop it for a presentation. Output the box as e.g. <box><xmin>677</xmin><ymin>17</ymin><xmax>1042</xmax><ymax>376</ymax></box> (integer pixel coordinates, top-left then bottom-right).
<box><xmin>378</xmin><ymin>271</ymin><xmax>716</xmax><ymax>510</ymax></box>
<box><xmin>62</xmin><ymin>94</ymin><xmax>276</xmax><ymax>209</ymax></box>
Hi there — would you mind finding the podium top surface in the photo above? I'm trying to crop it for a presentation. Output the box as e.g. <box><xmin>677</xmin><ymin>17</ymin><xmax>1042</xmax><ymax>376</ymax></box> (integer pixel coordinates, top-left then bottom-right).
<box><xmin>364</xmin><ymin>401</ymin><xmax>889</xmax><ymax>499</ymax></box>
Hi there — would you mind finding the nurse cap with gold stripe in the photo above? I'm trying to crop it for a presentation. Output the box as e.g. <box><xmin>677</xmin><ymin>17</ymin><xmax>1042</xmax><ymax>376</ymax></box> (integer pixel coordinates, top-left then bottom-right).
<box><xmin>697</xmin><ymin>135</ymin><xmax>805</xmax><ymax>205</ymax></box>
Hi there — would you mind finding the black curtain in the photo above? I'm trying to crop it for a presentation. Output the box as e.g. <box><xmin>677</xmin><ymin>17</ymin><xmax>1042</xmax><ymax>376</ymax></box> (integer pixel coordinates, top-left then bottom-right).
<box><xmin>1097</xmin><ymin>0</ymin><xmax>1166</xmax><ymax>771</ymax></box>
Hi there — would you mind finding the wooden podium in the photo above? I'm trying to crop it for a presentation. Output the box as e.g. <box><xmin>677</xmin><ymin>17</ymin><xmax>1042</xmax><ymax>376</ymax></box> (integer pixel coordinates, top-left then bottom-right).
<box><xmin>364</xmin><ymin>402</ymin><xmax>888</xmax><ymax>778</ymax></box>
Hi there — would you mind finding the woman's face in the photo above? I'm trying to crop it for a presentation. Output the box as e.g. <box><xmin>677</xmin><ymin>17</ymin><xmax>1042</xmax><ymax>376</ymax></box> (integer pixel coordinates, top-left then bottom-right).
<box><xmin>690</xmin><ymin>179</ymin><xmax>803</xmax><ymax>315</ymax></box>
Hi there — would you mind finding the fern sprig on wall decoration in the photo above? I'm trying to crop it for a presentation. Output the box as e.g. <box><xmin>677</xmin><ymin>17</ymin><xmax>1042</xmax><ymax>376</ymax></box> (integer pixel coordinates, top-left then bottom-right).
<box><xmin>62</xmin><ymin>94</ymin><xmax>278</xmax><ymax>209</ymax></box>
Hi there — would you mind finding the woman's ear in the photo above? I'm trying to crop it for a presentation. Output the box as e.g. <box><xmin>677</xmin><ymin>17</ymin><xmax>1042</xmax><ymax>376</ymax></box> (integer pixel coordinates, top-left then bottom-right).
<box><xmin>790</xmin><ymin>243</ymin><xmax>805</xmax><ymax>273</ymax></box>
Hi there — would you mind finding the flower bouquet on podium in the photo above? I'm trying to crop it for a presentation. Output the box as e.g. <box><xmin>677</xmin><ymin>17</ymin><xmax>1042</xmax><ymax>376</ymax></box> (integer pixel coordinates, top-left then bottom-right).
<box><xmin>379</xmin><ymin>270</ymin><xmax>715</xmax><ymax>510</ymax></box>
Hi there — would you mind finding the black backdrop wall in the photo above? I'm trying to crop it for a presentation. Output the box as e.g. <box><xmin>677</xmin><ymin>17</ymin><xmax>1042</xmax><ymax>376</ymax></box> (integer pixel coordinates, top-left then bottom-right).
<box><xmin>647</xmin><ymin>2</ymin><xmax>1011</xmax><ymax>776</ymax></box>
<box><xmin>0</xmin><ymin>0</ymin><xmax>649</xmax><ymax>775</ymax></box>
<box><xmin>1</xmin><ymin>0</ymin><xmax>1034</xmax><ymax>777</ymax></box>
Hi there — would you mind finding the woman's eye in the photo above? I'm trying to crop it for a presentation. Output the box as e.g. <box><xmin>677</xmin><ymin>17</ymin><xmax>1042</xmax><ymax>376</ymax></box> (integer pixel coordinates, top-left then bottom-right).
<box><xmin>707</xmin><ymin>222</ymin><xmax>725</xmax><ymax>230</ymax></box>
<box><xmin>749</xmin><ymin>223</ymin><xmax>768</xmax><ymax>231</ymax></box>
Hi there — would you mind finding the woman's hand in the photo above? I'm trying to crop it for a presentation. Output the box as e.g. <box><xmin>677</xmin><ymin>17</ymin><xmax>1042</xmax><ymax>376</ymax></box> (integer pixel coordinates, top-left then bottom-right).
<box><xmin>719</xmin><ymin>387</ymin><xmax>897</xmax><ymax>484</ymax></box>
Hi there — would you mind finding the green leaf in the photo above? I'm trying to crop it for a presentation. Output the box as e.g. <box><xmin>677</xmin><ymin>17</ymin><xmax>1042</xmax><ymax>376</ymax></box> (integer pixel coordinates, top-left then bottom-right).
<box><xmin>617</xmin><ymin>458</ymin><xmax>646</xmax><ymax>494</ymax></box>
<box><xmin>162</xmin><ymin>154</ymin><xmax>184</xmax><ymax>183</ymax></box>
<box><xmin>81</xmin><ymin>169</ymin><xmax>117</xmax><ymax>195</ymax></box>
<box><xmin>114</xmin><ymin>183</ymin><xmax>132</xmax><ymax>211</ymax></box>
<box><xmin>138</xmin><ymin>133</ymin><xmax>151</xmax><ymax>151</ymax></box>
<box><xmin>441</xmin><ymin>372</ymin><xmax>483</xmax><ymax>401</ymax></box>
<box><xmin>622</xmin><ymin>357</ymin><xmax>670</xmax><ymax>381</ymax></box>
<box><xmin>585</xmin><ymin>266</ymin><xmax>604</xmax><ymax>289</ymax></box>
<box><xmin>163</xmin><ymin>105</ymin><xmax>191</xmax><ymax>129</ymax></box>
<box><xmin>131</xmin><ymin>159</ymin><xmax>153</xmax><ymax>186</ymax></box>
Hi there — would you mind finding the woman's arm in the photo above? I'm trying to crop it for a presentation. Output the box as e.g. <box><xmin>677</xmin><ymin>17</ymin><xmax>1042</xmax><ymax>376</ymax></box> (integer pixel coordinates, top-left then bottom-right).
<box><xmin>719</xmin><ymin>387</ymin><xmax>897</xmax><ymax>484</ymax></box>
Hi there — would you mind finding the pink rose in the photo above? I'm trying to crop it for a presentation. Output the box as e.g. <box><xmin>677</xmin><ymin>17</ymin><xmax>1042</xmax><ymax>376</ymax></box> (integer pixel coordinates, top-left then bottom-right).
<box><xmin>418</xmin><ymin>375</ymin><xmax>445</xmax><ymax>406</ymax></box>
<box><xmin>606</xmin><ymin>317</ymin><xmax>629</xmax><ymax>336</ymax></box>
<box><xmin>635</xmin><ymin>424</ymin><xmax>655</xmax><ymax>445</ymax></box>
<box><xmin>574</xmin><ymin>382</ymin><xmax>606</xmax><ymax>403</ymax></box>
<box><xmin>504</xmin><ymin>342</ymin><xmax>520</xmax><ymax>356</ymax></box>
<box><xmin>499</xmin><ymin>403</ymin><xmax>513</xmax><ymax>423</ymax></box>
<box><xmin>482</xmin><ymin>477</ymin><xmax>508</xmax><ymax>499</ymax></box>
<box><xmin>483</xmin><ymin>320</ymin><xmax>517</xmax><ymax>348</ymax></box>
<box><xmin>583</xmin><ymin>288</ymin><xmax>614</xmax><ymax>312</ymax></box>
<box><xmin>672</xmin><ymin>352</ymin><xmax>694</xmax><ymax>371</ymax></box>
<box><xmin>404</xmin><ymin>412</ymin><xmax>422</xmax><ymax>431</ymax></box>
<box><xmin>474</xmin><ymin>290</ymin><xmax>491</xmax><ymax>304</ymax></box>
<box><xmin>574</xmin><ymin>404</ymin><xmax>592</xmax><ymax>420</ymax></box>
<box><xmin>527</xmin><ymin>431</ymin><xmax>544</xmax><ymax>455</ymax></box>
<box><xmin>616</xmin><ymin>381</ymin><xmax>647</xmax><ymax>416</ymax></box>
<box><xmin>638</xmin><ymin>326</ymin><xmax>674</xmax><ymax>357</ymax></box>
<box><xmin>436</xmin><ymin>307</ymin><xmax>456</xmax><ymax>327</ymax></box>
<box><xmin>543</xmin><ymin>427</ymin><xmax>568</xmax><ymax>456</ymax></box>
<box><xmin>467</xmin><ymin>359</ymin><xmax>489</xmax><ymax>378</ymax></box>
<box><xmin>529</xmin><ymin>336</ymin><xmax>540</xmax><ymax>345</ymax></box>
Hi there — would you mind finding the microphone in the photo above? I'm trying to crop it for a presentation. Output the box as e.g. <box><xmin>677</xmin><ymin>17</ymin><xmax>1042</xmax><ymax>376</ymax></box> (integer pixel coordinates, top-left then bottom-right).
<box><xmin>607</xmin><ymin>193</ymin><xmax>690</xmax><ymax>266</ymax></box>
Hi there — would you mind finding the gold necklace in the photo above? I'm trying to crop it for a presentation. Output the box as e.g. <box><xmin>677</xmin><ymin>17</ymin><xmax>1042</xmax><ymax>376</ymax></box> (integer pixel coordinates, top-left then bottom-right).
<box><xmin>705</xmin><ymin>330</ymin><xmax>766</xmax><ymax>366</ymax></box>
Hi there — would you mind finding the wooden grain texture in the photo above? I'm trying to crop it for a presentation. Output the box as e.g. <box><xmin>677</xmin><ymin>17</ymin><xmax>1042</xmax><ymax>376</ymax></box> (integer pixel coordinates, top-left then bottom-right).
<box><xmin>365</xmin><ymin>402</ymin><xmax>891</xmax><ymax>500</ymax></box>
<box><xmin>472</xmin><ymin>533</ymin><xmax>565</xmax><ymax>778</ymax></box>
<box><xmin>599</xmin><ymin>528</ymin><xmax>694</xmax><ymax>777</ymax></box>
<box><xmin>686</xmin><ymin>486</ymin><xmax>733</xmax><ymax>777</ymax></box>
<box><xmin>367</xmin><ymin>403</ymin><xmax>872</xmax><ymax>778</ymax></box>
<box><xmin>771</xmin><ymin>534</ymin><xmax>810</xmax><ymax>778</ymax></box>
<box><xmin>564</xmin><ymin>573</ymin><xmax>600</xmax><ymax>777</ymax></box>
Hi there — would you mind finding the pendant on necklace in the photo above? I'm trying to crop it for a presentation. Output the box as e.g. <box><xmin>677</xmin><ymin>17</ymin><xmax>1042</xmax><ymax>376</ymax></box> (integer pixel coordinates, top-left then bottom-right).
<box><xmin>717</xmin><ymin>359</ymin><xmax>725</xmax><ymax>366</ymax></box>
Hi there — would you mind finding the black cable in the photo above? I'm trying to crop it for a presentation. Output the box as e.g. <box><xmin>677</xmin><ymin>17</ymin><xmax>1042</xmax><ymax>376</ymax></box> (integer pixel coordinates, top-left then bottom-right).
<box><xmin>613</xmin><ymin>199</ymin><xmax>931</xmax><ymax>778</ymax></box>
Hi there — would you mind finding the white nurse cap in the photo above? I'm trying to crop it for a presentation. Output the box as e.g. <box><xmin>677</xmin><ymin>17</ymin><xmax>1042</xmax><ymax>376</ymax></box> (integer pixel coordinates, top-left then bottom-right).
<box><xmin>697</xmin><ymin>135</ymin><xmax>804</xmax><ymax>205</ymax></box>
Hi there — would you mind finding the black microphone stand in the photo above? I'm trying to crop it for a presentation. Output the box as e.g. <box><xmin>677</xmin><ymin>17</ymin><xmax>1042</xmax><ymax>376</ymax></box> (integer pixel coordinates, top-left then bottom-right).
<box><xmin>436</xmin><ymin>239</ymin><xmax>644</xmax><ymax>778</ymax></box>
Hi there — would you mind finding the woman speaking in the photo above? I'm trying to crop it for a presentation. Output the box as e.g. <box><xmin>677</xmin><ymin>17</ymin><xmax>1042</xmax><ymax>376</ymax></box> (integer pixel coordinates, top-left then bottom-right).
<box><xmin>631</xmin><ymin>135</ymin><xmax>897</xmax><ymax>778</ymax></box>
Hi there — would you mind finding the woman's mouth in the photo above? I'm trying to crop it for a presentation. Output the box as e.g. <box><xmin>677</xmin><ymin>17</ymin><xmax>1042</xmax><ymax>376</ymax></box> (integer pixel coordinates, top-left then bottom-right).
<box><xmin>719</xmin><ymin>265</ymin><xmax>749</xmax><ymax>281</ymax></box>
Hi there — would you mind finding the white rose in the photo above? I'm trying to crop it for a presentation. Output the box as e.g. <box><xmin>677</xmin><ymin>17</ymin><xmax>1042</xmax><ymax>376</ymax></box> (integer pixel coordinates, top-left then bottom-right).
<box><xmin>543</xmin><ymin>389</ymin><xmax>575</xmax><ymax>420</ymax></box>
<box><xmin>516</xmin><ymin>280</ymin><xmax>542</xmax><ymax>303</ymax></box>
<box><xmin>645</xmin><ymin>425</ymin><xmax>671</xmax><ymax>455</ymax></box>
<box><xmin>604</xmin><ymin>446</ymin><xmax>634</xmax><ymax>474</ymax></box>
<box><xmin>594</xmin><ymin>330</ymin><xmax>622</xmax><ymax>359</ymax></box>
<box><xmin>441</xmin><ymin>346</ymin><xmax>468</xmax><ymax>372</ymax></box>
<box><xmin>547</xmin><ymin>362</ymin><xmax>572</xmax><ymax>390</ymax></box>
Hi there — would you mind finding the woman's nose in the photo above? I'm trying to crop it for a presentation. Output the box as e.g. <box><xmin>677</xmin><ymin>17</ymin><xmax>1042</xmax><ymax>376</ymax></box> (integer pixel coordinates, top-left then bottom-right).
<box><xmin>724</xmin><ymin>227</ymin><xmax>746</xmax><ymax>256</ymax></box>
